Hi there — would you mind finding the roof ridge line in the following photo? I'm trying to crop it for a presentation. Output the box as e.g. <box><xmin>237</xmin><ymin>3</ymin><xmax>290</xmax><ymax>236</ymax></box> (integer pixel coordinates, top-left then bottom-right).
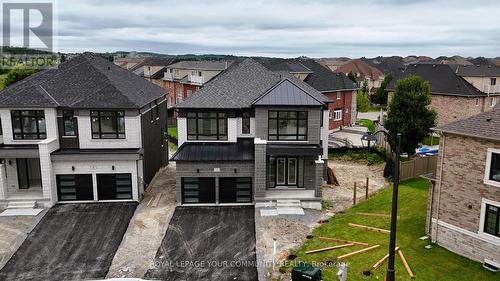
<box><xmin>38</xmin><ymin>84</ymin><xmax>60</xmax><ymax>106</ymax></box>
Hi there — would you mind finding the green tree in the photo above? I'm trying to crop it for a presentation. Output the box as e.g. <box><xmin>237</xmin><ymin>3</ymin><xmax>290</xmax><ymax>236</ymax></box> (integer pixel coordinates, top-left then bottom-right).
<box><xmin>385</xmin><ymin>76</ymin><xmax>437</xmax><ymax>155</ymax></box>
<box><xmin>347</xmin><ymin>71</ymin><xmax>357</xmax><ymax>84</ymax></box>
<box><xmin>356</xmin><ymin>90</ymin><xmax>371</xmax><ymax>112</ymax></box>
<box><xmin>375</xmin><ymin>74</ymin><xmax>392</xmax><ymax>105</ymax></box>
<box><xmin>4</xmin><ymin>66</ymin><xmax>37</xmax><ymax>87</ymax></box>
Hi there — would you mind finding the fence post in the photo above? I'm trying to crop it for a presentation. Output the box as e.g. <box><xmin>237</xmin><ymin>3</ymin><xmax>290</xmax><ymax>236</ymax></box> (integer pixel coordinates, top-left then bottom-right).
<box><xmin>365</xmin><ymin>177</ymin><xmax>369</xmax><ymax>200</ymax></box>
<box><xmin>353</xmin><ymin>182</ymin><xmax>357</xmax><ymax>205</ymax></box>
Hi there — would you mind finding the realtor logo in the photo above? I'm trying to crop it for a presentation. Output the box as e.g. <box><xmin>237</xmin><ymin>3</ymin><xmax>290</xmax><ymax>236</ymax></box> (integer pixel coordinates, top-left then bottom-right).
<box><xmin>2</xmin><ymin>2</ymin><xmax>53</xmax><ymax>51</ymax></box>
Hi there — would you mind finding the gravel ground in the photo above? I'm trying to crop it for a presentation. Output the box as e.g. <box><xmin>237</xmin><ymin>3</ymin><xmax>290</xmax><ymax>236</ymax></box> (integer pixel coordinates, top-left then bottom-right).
<box><xmin>106</xmin><ymin>164</ymin><xmax>178</xmax><ymax>279</ymax></box>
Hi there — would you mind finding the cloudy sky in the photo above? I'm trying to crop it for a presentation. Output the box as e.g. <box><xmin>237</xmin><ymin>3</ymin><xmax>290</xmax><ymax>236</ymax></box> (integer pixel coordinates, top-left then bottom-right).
<box><xmin>8</xmin><ymin>0</ymin><xmax>500</xmax><ymax>58</ymax></box>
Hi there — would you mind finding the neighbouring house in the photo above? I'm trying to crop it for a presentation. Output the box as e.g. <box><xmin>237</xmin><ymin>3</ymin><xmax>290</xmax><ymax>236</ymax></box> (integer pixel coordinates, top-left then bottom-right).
<box><xmin>387</xmin><ymin>64</ymin><xmax>499</xmax><ymax>126</ymax></box>
<box><xmin>450</xmin><ymin>64</ymin><xmax>500</xmax><ymax>97</ymax></box>
<box><xmin>334</xmin><ymin>59</ymin><xmax>385</xmax><ymax>94</ymax></box>
<box><xmin>142</xmin><ymin>57</ymin><xmax>178</xmax><ymax>88</ymax></box>
<box><xmin>113</xmin><ymin>56</ymin><xmax>147</xmax><ymax>71</ymax></box>
<box><xmin>426</xmin><ymin>107</ymin><xmax>500</xmax><ymax>269</ymax></box>
<box><xmin>163</xmin><ymin>60</ymin><xmax>232</xmax><ymax>109</ymax></box>
<box><xmin>171</xmin><ymin>59</ymin><xmax>330</xmax><ymax>209</ymax></box>
<box><xmin>262</xmin><ymin>58</ymin><xmax>358</xmax><ymax>130</ymax></box>
<box><xmin>0</xmin><ymin>53</ymin><xmax>168</xmax><ymax>208</ymax></box>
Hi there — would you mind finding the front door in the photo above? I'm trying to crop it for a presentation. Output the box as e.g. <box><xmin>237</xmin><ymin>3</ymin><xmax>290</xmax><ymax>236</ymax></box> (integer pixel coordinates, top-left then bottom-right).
<box><xmin>276</xmin><ymin>157</ymin><xmax>297</xmax><ymax>187</ymax></box>
<box><xmin>17</xmin><ymin>158</ymin><xmax>42</xmax><ymax>189</ymax></box>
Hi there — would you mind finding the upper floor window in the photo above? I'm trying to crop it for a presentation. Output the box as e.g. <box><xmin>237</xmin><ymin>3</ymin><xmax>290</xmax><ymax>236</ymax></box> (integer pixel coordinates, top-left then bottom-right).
<box><xmin>242</xmin><ymin>111</ymin><xmax>251</xmax><ymax>134</ymax></box>
<box><xmin>11</xmin><ymin>110</ymin><xmax>46</xmax><ymax>140</ymax></box>
<box><xmin>488</xmin><ymin>151</ymin><xmax>500</xmax><ymax>184</ymax></box>
<box><xmin>491</xmin><ymin>78</ymin><xmax>497</xmax><ymax>86</ymax></box>
<box><xmin>62</xmin><ymin>110</ymin><xmax>76</xmax><ymax>136</ymax></box>
<box><xmin>91</xmin><ymin>110</ymin><xmax>125</xmax><ymax>139</ymax></box>
<box><xmin>268</xmin><ymin>111</ymin><xmax>307</xmax><ymax>141</ymax></box>
<box><xmin>336</xmin><ymin>92</ymin><xmax>341</xmax><ymax>100</ymax></box>
<box><xmin>484</xmin><ymin>204</ymin><xmax>500</xmax><ymax>238</ymax></box>
<box><xmin>475</xmin><ymin>98</ymin><xmax>480</xmax><ymax>107</ymax></box>
<box><xmin>187</xmin><ymin>112</ymin><xmax>227</xmax><ymax>140</ymax></box>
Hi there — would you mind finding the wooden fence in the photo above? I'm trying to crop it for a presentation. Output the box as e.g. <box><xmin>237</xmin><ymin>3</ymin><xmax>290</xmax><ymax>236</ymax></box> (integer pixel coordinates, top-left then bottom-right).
<box><xmin>399</xmin><ymin>156</ymin><xmax>438</xmax><ymax>181</ymax></box>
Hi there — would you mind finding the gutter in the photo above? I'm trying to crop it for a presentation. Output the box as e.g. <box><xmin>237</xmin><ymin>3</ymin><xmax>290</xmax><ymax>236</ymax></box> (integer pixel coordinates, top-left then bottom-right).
<box><xmin>433</xmin><ymin>129</ymin><xmax>500</xmax><ymax>143</ymax></box>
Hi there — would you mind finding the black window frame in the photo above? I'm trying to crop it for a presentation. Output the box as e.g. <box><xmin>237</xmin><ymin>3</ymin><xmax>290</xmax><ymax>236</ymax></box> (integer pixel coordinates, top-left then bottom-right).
<box><xmin>242</xmin><ymin>111</ymin><xmax>251</xmax><ymax>135</ymax></box>
<box><xmin>62</xmin><ymin>110</ymin><xmax>76</xmax><ymax>136</ymax></box>
<box><xmin>484</xmin><ymin>204</ymin><xmax>500</xmax><ymax>237</ymax></box>
<box><xmin>489</xmin><ymin>152</ymin><xmax>500</xmax><ymax>183</ymax></box>
<box><xmin>90</xmin><ymin>110</ymin><xmax>126</xmax><ymax>139</ymax></box>
<box><xmin>268</xmin><ymin>110</ymin><xmax>308</xmax><ymax>141</ymax></box>
<box><xmin>491</xmin><ymin>78</ymin><xmax>497</xmax><ymax>86</ymax></box>
<box><xmin>11</xmin><ymin>110</ymin><xmax>47</xmax><ymax>140</ymax></box>
<box><xmin>187</xmin><ymin>112</ymin><xmax>228</xmax><ymax>140</ymax></box>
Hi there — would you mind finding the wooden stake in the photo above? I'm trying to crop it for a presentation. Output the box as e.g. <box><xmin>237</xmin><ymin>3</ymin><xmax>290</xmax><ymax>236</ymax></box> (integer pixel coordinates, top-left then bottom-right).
<box><xmin>365</xmin><ymin>177</ymin><xmax>369</xmax><ymax>200</ymax></box>
<box><xmin>371</xmin><ymin>247</ymin><xmax>399</xmax><ymax>269</ymax></box>
<box><xmin>355</xmin><ymin>212</ymin><xmax>399</xmax><ymax>219</ymax></box>
<box><xmin>318</xmin><ymin>237</ymin><xmax>370</xmax><ymax>247</ymax></box>
<box><xmin>336</xmin><ymin>244</ymin><xmax>380</xmax><ymax>260</ymax></box>
<box><xmin>398</xmin><ymin>249</ymin><xmax>415</xmax><ymax>278</ymax></box>
<box><xmin>353</xmin><ymin>182</ymin><xmax>357</xmax><ymax>205</ymax></box>
<box><xmin>348</xmin><ymin>223</ymin><xmax>390</xmax><ymax>233</ymax></box>
<box><xmin>305</xmin><ymin>243</ymin><xmax>354</xmax><ymax>254</ymax></box>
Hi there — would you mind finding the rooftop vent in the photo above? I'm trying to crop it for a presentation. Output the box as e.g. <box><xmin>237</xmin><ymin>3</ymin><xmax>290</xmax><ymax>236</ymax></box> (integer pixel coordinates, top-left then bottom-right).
<box><xmin>486</xmin><ymin>118</ymin><xmax>492</xmax><ymax>122</ymax></box>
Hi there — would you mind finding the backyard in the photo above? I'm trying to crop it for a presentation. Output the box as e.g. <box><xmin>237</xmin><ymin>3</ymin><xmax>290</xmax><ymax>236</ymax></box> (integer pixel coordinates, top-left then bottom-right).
<box><xmin>286</xmin><ymin>178</ymin><xmax>499</xmax><ymax>281</ymax></box>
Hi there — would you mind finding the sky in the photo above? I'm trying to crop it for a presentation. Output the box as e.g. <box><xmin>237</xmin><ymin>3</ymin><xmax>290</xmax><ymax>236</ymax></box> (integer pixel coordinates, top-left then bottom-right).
<box><xmin>5</xmin><ymin>0</ymin><xmax>500</xmax><ymax>58</ymax></box>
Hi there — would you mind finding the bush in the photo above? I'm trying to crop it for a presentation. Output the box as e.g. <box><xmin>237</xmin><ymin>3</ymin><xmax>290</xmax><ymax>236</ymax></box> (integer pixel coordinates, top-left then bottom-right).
<box><xmin>356</xmin><ymin>90</ymin><xmax>371</xmax><ymax>112</ymax></box>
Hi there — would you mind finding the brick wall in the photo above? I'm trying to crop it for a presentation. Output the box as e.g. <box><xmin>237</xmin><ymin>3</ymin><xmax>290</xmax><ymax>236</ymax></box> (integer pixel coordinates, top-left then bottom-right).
<box><xmin>323</xmin><ymin>90</ymin><xmax>354</xmax><ymax>130</ymax></box>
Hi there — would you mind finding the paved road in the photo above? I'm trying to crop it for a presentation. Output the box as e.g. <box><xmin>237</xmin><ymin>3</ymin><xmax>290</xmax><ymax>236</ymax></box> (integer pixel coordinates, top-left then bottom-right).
<box><xmin>144</xmin><ymin>206</ymin><xmax>257</xmax><ymax>281</ymax></box>
<box><xmin>0</xmin><ymin>203</ymin><xmax>137</xmax><ymax>281</ymax></box>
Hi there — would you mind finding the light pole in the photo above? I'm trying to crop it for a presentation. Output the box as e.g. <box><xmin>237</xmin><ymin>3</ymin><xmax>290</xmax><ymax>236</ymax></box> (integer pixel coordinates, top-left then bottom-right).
<box><xmin>365</xmin><ymin>130</ymin><xmax>401</xmax><ymax>281</ymax></box>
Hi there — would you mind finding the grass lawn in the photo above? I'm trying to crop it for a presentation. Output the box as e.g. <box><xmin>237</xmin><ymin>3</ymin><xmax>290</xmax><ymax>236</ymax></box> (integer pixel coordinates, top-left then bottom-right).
<box><xmin>329</xmin><ymin>150</ymin><xmax>385</xmax><ymax>166</ymax></box>
<box><xmin>167</xmin><ymin>127</ymin><xmax>178</xmax><ymax>139</ymax></box>
<box><xmin>422</xmin><ymin>135</ymin><xmax>440</xmax><ymax>146</ymax></box>
<box><xmin>287</xmin><ymin>178</ymin><xmax>498</xmax><ymax>281</ymax></box>
<box><xmin>358</xmin><ymin>119</ymin><xmax>375</xmax><ymax>133</ymax></box>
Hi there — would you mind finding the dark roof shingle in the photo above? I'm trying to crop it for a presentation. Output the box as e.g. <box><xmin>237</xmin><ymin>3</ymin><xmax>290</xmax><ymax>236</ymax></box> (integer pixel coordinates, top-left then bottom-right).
<box><xmin>435</xmin><ymin>107</ymin><xmax>500</xmax><ymax>141</ymax></box>
<box><xmin>171</xmin><ymin>139</ymin><xmax>254</xmax><ymax>161</ymax></box>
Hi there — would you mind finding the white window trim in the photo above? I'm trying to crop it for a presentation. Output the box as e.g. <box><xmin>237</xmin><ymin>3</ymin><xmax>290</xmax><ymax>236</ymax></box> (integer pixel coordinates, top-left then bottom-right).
<box><xmin>484</xmin><ymin>148</ymin><xmax>500</xmax><ymax>187</ymax></box>
<box><xmin>491</xmin><ymin>96</ymin><xmax>497</xmax><ymax>108</ymax></box>
<box><xmin>336</xmin><ymin>92</ymin><xmax>341</xmax><ymax>100</ymax></box>
<box><xmin>478</xmin><ymin>198</ymin><xmax>500</xmax><ymax>244</ymax></box>
<box><xmin>475</xmin><ymin>98</ymin><xmax>480</xmax><ymax>107</ymax></box>
<box><xmin>333</xmin><ymin>109</ymin><xmax>342</xmax><ymax>121</ymax></box>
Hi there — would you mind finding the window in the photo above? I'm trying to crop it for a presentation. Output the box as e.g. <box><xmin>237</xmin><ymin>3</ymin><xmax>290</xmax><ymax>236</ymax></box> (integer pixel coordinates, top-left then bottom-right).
<box><xmin>177</xmin><ymin>88</ymin><xmax>183</xmax><ymax>103</ymax></box>
<box><xmin>491</xmin><ymin>97</ymin><xmax>497</xmax><ymax>107</ymax></box>
<box><xmin>475</xmin><ymin>98</ymin><xmax>480</xmax><ymax>107</ymax></box>
<box><xmin>186</xmin><ymin>89</ymin><xmax>193</xmax><ymax>98</ymax></box>
<box><xmin>91</xmin><ymin>111</ymin><xmax>125</xmax><ymax>139</ymax></box>
<box><xmin>484</xmin><ymin>204</ymin><xmax>500</xmax><ymax>238</ymax></box>
<box><xmin>242</xmin><ymin>111</ymin><xmax>251</xmax><ymax>134</ymax></box>
<box><xmin>329</xmin><ymin>111</ymin><xmax>333</xmax><ymax>119</ymax></box>
<box><xmin>268</xmin><ymin>156</ymin><xmax>304</xmax><ymax>187</ymax></box>
<box><xmin>487</xmin><ymin>151</ymin><xmax>500</xmax><ymax>184</ymax></box>
<box><xmin>62</xmin><ymin>110</ymin><xmax>76</xmax><ymax>136</ymax></box>
<box><xmin>333</xmin><ymin>109</ymin><xmax>343</xmax><ymax>121</ymax></box>
<box><xmin>268</xmin><ymin>111</ymin><xmax>307</xmax><ymax>141</ymax></box>
<box><xmin>336</xmin><ymin>92</ymin><xmax>341</xmax><ymax>100</ymax></box>
<box><xmin>11</xmin><ymin>110</ymin><xmax>46</xmax><ymax>139</ymax></box>
<box><xmin>187</xmin><ymin>112</ymin><xmax>227</xmax><ymax>140</ymax></box>
<box><xmin>491</xmin><ymin>78</ymin><xmax>497</xmax><ymax>86</ymax></box>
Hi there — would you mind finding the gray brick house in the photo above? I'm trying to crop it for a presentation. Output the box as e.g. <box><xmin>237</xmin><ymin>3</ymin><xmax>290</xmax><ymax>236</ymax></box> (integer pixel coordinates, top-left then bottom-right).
<box><xmin>427</xmin><ymin>107</ymin><xmax>500</xmax><ymax>269</ymax></box>
<box><xmin>0</xmin><ymin>53</ymin><xmax>168</xmax><ymax>208</ymax></box>
<box><xmin>171</xmin><ymin>59</ymin><xmax>330</xmax><ymax>209</ymax></box>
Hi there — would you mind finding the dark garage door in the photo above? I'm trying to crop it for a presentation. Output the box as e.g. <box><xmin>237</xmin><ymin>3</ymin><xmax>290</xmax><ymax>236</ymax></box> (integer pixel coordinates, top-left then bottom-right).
<box><xmin>57</xmin><ymin>174</ymin><xmax>93</xmax><ymax>201</ymax></box>
<box><xmin>219</xmin><ymin>177</ymin><xmax>252</xmax><ymax>203</ymax></box>
<box><xmin>181</xmin><ymin>177</ymin><xmax>215</xmax><ymax>203</ymax></box>
<box><xmin>97</xmin><ymin>173</ymin><xmax>133</xmax><ymax>200</ymax></box>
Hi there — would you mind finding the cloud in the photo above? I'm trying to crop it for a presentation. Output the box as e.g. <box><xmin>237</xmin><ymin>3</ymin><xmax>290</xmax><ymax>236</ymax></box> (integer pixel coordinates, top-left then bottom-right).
<box><xmin>23</xmin><ymin>0</ymin><xmax>500</xmax><ymax>57</ymax></box>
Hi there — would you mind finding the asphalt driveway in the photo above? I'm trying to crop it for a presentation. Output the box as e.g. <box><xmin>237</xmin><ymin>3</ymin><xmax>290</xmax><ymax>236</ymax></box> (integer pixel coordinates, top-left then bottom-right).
<box><xmin>0</xmin><ymin>202</ymin><xmax>137</xmax><ymax>281</ymax></box>
<box><xmin>144</xmin><ymin>206</ymin><xmax>257</xmax><ymax>281</ymax></box>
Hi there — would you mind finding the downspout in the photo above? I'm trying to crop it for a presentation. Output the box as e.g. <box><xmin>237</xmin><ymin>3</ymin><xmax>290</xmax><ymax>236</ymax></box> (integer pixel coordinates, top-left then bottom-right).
<box><xmin>433</xmin><ymin>133</ymin><xmax>446</xmax><ymax>243</ymax></box>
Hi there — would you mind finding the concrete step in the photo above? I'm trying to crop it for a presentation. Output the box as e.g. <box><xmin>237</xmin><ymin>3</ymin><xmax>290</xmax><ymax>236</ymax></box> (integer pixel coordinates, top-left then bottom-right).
<box><xmin>276</xmin><ymin>199</ymin><xmax>302</xmax><ymax>207</ymax></box>
<box><xmin>7</xmin><ymin>201</ymin><xmax>37</xmax><ymax>209</ymax></box>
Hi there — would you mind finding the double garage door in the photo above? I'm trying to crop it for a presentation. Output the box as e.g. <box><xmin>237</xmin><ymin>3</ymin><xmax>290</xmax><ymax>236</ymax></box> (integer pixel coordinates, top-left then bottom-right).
<box><xmin>57</xmin><ymin>173</ymin><xmax>133</xmax><ymax>201</ymax></box>
<box><xmin>181</xmin><ymin>177</ymin><xmax>252</xmax><ymax>204</ymax></box>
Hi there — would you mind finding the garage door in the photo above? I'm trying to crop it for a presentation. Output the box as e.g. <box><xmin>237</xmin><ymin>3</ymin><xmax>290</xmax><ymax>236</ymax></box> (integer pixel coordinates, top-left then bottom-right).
<box><xmin>97</xmin><ymin>173</ymin><xmax>133</xmax><ymax>200</ymax></box>
<box><xmin>181</xmin><ymin>177</ymin><xmax>215</xmax><ymax>204</ymax></box>
<box><xmin>219</xmin><ymin>177</ymin><xmax>252</xmax><ymax>203</ymax></box>
<box><xmin>57</xmin><ymin>174</ymin><xmax>93</xmax><ymax>201</ymax></box>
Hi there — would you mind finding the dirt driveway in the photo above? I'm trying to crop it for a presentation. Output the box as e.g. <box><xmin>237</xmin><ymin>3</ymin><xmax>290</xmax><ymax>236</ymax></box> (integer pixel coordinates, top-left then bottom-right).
<box><xmin>144</xmin><ymin>206</ymin><xmax>257</xmax><ymax>281</ymax></box>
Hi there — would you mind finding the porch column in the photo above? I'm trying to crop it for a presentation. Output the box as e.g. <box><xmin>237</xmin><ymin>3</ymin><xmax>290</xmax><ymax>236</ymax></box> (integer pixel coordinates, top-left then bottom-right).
<box><xmin>254</xmin><ymin>138</ymin><xmax>267</xmax><ymax>199</ymax></box>
<box><xmin>314</xmin><ymin>156</ymin><xmax>324</xmax><ymax>198</ymax></box>
<box><xmin>38</xmin><ymin>139</ymin><xmax>60</xmax><ymax>207</ymax></box>
<box><xmin>0</xmin><ymin>164</ymin><xmax>7</xmax><ymax>200</ymax></box>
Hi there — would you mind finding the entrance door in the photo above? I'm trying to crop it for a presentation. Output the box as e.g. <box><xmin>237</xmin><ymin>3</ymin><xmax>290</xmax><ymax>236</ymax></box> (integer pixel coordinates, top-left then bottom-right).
<box><xmin>17</xmin><ymin>158</ymin><xmax>42</xmax><ymax>189</ymax></box>
<box><xmin>276</xmin><ymin>157</ymin><xmax>286</xmax><ymax>185</ymax></box>
<box><xmin>269</xmin><ymin>156</ymin><xmax>304</xmax><ymax>188</ymax></box>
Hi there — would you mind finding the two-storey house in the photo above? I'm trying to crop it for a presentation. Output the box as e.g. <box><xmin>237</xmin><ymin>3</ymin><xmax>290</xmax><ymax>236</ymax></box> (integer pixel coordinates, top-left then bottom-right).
<box><xmin>427</xmin><ymin>107</ymin><xmax>500</xmax><ymax>269</ymax></box>
<box><xmin>451</xmin><ymin>64</ymin><xmax>500</xmax><ymax>107</ymax></box>
<box><xmin>171</xmin><ymin>59</ymin><xmax>330</xmax><ymax>209</ymax></box>
<box><xmin>163</xmin><ymin>60</ymin><xmax>232</xmax><ymax>109</ymax></box>
<box><xmin>0</xmin><ymin>53</ymin><xmax>168</xmax><ymax>208</ymax></box>
<box><xmin>334</xmin><ymin>59</ymin><xmax>385</xmax><ymax>94</ymax></box>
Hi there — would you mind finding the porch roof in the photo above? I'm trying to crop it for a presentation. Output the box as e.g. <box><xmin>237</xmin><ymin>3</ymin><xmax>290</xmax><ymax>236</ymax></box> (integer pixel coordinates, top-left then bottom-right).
<box><xmin>266</xmin><ymin>143</ymin><xmax>323</xmax><ymax>156</ymax></box>
<box><xmin>171</xmin><ymin>139</ymin><xmax>254</xmax><ymax>161</ymax></box>
<box><xmin>0</xmin><ymin>144</ymin><xmax>39</xmax><ymax>158</ymax></box>
<box><xmin>51</xmin><ymin>148</ymin><xmax>143</xmax><ymax>161</ymax></box>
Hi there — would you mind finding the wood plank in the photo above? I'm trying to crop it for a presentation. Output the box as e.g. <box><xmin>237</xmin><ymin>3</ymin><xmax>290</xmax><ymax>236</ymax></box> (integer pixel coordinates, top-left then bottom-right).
<box><xmin>305</xmin><ymin>243</ymin><xmax>354</xmax><ymax>254</ymax></box>
<box><xmin>371</xmin><ymin>247</ymin><xmax>399</xmax><ymax>269</ymax></box>
<box><xmin>319</xmin><ymin>237</ymin><xmax>370</xmax><ymax>247</ymax></box>
<box><xmin>398</xmin><ymin>249</ymin><xmax>415</xmax><ymax>278</ymax></box>
<box><xmin>348</xmin><ymin>223</ymin><xmax>390</xmax><ymax>233</ymax></box>
<box><xmin>356</xmin><ymin>212</ymin><xmax>400</xmax><ymax>219</ymax></box>
<box><xmin>151</xmin><ymin>193</ymin><xmax>162</xmax><ymax>207</ymax></box>
<box><xmin>336</xmin><ymin>244</ymin><xmax>380</xmax><ymax>260</ymax></box>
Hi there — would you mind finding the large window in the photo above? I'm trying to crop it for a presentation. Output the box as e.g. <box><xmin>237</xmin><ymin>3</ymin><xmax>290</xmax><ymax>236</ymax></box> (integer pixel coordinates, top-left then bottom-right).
<box><xmin>333</xmin><ymin>109</ymin><xmax>342</xmax><ymax>121</ymax></box>
<box><xmin>91</xmin><ymin>111</ymin><xmax>125</xmax><ymax>139</ymax></box>
<box><xmin>484</xmin><ymin>204</ymin><xmax>500</xmax><ymax>238</ymax></box>
<box><xmin>62</xmin><ymin>110</ymin><xmax>76</xmax><ymax>136</ymax></box>
<box><xmin>268</xmin><ymin>111</ymin><xmax>307</xmax><ymax>141</ymax></box>
<box><xmin>187</xmin><ymin>112</ymin><xmax>227</xmax><ymax>140</ymax></box>
<box><xmin>488</xmin><ymin>152</ymin><xmax>500</xmax><ymax>183</ymax></box>
<box><xmin>11</xmin><ymin>110</ymin><xmax>46</xmax><ymax>140</ymax></box>
<box><xmin>242</xmin><ymin>111</ymin><xmax>251</xmax><ymax>134</ymax></box>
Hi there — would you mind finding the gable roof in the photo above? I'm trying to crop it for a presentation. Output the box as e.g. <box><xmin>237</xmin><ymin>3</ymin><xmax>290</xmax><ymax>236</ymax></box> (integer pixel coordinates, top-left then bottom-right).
<box><xmin>167</xmin><ymin>60</ymin><xmax>232</xmax><ymax>71</ymax></box>
<box><xmin>175</xmin><ymin>59</ymin><xmax>328</xmax><ymax>109</ymax></box>
<box><xmin>450</xmin><ymin>64</ymin><xmax>500</xmax><ymax>77</ymax></box>
<box><xmin>435</xmin><ymin>107</ymin><xmax>500</xmax><ymax>141</ymax></box>
<box><xmin>300</xmin><ymin>59</ymin><xmax>358</xmax><ymax>92</ymax></box>
<box><xmin>334</xmin><ymin>59</ymin><xmax>384</xmax><ymax>80</ymax></box>
<box><xmin>260</xmin><ymin>59</ymin><xmax>312</xmax><ymax>73</ymax></box>
<box><xmin>0</xmin><ymin>53</ymin><xmax>166</xmax><ymax>109</ymax></box>
<box><xmin>386</xmin><ymin>64</ymin><xmax>485</xmax><ymax>97</ymax></box>
<box><xmin>253</xmin><ymin>78</ymin><xmax>324</xmax><ymax>106</ymax></box>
